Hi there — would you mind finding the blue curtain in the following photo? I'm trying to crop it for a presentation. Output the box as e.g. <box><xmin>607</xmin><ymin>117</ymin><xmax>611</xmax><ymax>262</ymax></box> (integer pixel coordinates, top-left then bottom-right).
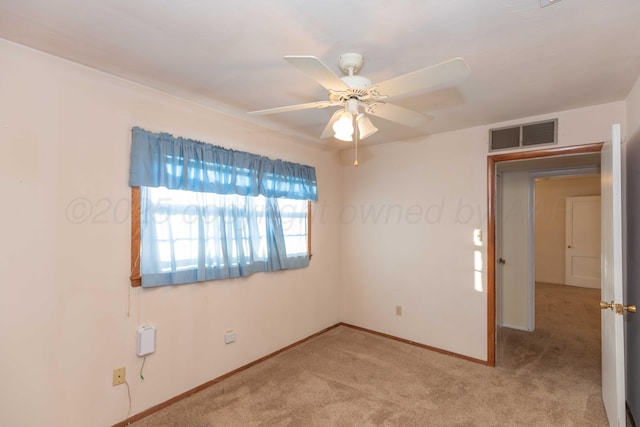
<box><xmin>129</xmin><ymin>127</ymin><xmax>316</xmax><ymax>287</ymax></box>
<box><xmin>129</xmin><ymin>127</ymin><xmax>318</xmax><ymax>201</ymax></box>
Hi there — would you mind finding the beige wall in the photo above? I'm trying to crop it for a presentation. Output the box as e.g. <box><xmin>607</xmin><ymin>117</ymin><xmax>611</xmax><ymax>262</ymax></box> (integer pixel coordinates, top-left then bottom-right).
<box><xmin>535</xmin><ymin>176</ymin><xmax>601</xmax><ymax>285</ymax></box>
<box><xmin>0</xmin><ymin>39</ymin><xmax>343</xmax><ymax>427</ymax></box>
<box><xmin>340</xmin><ymin>101</ymin><xmax>625</xmax><ymax>361</ymax></box>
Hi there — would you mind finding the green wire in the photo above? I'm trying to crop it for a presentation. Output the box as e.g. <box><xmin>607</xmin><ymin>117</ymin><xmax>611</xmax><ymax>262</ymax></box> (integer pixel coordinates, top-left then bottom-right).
<box><xmin>139</xmin><ymin>355</ymin><xmax>146</xmax><ymax>380</ymax></box>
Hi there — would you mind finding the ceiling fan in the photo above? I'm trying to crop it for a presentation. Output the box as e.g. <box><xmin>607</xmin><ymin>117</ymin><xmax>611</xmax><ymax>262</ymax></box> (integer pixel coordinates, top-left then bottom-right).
<box><xmin>247</xmin><ymin>53</ymin><xmax>470</xmax><ymax>143</ymax></box>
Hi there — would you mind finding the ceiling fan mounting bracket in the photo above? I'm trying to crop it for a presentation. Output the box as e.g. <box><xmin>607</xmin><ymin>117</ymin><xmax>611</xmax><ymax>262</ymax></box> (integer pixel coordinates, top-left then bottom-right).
<box><xmin>338</xmin><ymin>53</ymin><xmax>364</xmax><ymax>76</ymax></box>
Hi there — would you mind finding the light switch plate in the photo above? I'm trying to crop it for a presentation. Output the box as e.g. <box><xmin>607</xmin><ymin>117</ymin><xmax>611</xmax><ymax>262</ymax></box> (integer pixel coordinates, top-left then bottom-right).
<box><xmin>225</xmin><ymin>330</ymin><xmax>237</xmax><ymax>344</ymax></box>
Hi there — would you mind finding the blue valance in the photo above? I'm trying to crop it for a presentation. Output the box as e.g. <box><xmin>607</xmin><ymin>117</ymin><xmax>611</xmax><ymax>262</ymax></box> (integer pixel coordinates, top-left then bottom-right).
<box><xmin>129</xmin><ymin>127</ymin><xmax>318</xmax><ymax>201</ymax></box>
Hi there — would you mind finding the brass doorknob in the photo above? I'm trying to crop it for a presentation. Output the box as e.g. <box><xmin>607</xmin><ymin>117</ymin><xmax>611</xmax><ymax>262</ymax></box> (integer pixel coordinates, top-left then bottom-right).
<box><xmin>600</xmin><ymin>301</ymin><xmax>614</xmax><ymax>310</ymax></box>
<box><xmin>615</xmin><ymin>303</ymin><xmax>636</xmax><ymax>314</ymax></box>
<box><xmin>601</xmin><ymin>301</ymin><xmax>636</xmax><ymax>313</ymax></box>
<box><xmin>498</xmin><ymin>258</ymin><xmax>506</xmax><ymax>264</ymax></box>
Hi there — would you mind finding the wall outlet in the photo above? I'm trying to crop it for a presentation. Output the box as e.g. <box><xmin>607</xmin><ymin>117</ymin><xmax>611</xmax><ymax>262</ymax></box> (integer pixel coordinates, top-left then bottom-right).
<box><xmin>113</xmin><ymin>367</ymin><xmax>126</xmax><ymax>386</ymax></box>
<box><xmin>396</xmin><ymin>305</ymin><xmax>402</xmax><ymax>316</ymax></box>
<box><xmin>224</xmin><ymin>330</ymin><xmax>237</xmax><ymax>344</ymax></box>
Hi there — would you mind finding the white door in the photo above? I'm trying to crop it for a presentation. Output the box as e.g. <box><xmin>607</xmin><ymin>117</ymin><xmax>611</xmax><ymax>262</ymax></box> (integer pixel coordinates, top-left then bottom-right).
<box><xmin>496</xmin><ymin>172</ymin><xmax>504</xmax><ymax>328</ymax></box>
<box><xmin>498</xmin><ymin>171</ymin><xmax>531</xmax><ymax>331</ymax></box>
<box><xmin>600</xmin><ymin>124</ymin><xmax>625</xmax><ymax>427</ymax></box>
<box><xmin>565</xmin><ymin>195</ymin><xmax>601</xmax><ymax>288</ymax></box>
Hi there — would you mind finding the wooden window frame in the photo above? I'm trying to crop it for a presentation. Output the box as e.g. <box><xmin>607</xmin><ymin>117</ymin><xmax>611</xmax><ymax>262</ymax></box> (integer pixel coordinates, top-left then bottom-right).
<box><xmin>130</xmin><ymin>187</ymin><xmax>312</xmax><ymax>287</ymax></box>
<box><xmin>130</xmin><ymin>187</ymin><xmax>142</xmax><ymax>287</ymax></box>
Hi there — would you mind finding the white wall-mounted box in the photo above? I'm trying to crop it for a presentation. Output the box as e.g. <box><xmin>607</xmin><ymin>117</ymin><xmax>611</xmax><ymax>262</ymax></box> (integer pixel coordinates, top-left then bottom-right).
<box><xmin>137</xmin><ymin>326</ymin><xmax>156</xmax><ymax>356</ymax></box>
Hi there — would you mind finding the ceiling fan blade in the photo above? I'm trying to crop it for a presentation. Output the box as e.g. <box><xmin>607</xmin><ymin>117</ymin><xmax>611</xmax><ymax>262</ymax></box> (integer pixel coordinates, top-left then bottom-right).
<box><xmin>367</xmin><ymin>103</ymin><xmax>433</xmax><ymax>128</ymax></box>
<box><xmin>284</xmin><ymin>55</ymin><xmax>350</xmax><ymax>91</ymax></box>
<box><xmin>247</xmin><ymin>101</ymin><xmax>334</xmax><ymax>115</ymax></box>
<box><xmin>376</xmin><ymin>57</ymin><xmax>469</xmax><ymax>97</ymax></box>
<box><xmin>320</xmin><ymin>109</ymin><xmax>344</xmax><ymax>139</ymax></box>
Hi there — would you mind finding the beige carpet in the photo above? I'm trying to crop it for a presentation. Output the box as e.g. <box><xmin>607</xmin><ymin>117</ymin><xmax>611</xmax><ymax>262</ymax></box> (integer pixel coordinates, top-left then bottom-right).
<box><xmin>130</xmin><ymin>283</ymin><xmax>606</xmax><ymax>426</ymax></box>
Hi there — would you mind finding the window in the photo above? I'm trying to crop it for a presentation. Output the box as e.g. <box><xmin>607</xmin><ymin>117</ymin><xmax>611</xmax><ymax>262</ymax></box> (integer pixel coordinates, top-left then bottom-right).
<box><xmin>129</xmin><ymin>128</ymin><xmax>317</xmax><ymax>287</ymax></box>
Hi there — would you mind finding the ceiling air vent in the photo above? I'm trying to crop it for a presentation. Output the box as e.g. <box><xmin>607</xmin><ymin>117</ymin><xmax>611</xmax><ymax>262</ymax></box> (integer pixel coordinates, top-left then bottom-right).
<box><xmin>489</xmin><ymin>119</ymin><xmax>557</xmax><ymax>152</ymax></box>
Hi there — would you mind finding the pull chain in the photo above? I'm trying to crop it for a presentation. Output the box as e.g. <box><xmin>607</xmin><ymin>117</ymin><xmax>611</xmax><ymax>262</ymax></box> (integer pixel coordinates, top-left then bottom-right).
<box><xmin>354</xmin><ymin>115</ymin><xmax>359</xmax><ymax>167</ymax></box>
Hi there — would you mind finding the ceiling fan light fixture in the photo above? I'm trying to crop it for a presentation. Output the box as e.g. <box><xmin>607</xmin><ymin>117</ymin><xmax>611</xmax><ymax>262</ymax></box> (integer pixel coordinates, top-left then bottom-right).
<box><xmin>334</xmin><ymin>131</ymin><xmax>353</xmax><ymax>142</ymax></box>
<box><xmin>333</xmin><ymin>110</ymin><xmax>354</xmax><ymax>141</ymax></box>
<box><xmin>356</xmin><ymin>114</ymin><xmax>378</xmax><ymax>139</ymax></box>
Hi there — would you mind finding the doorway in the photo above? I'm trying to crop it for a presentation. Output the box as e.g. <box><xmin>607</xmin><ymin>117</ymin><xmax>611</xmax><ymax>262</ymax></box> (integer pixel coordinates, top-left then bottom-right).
<box><xmin>496</xmin><ymin>169</ymin><xmax>602</xmax><ymax>374</ymax></box>
<box><xmin>496</xmin><ymin>168</ymin><xmax>600</xmax><ymax>333</ymax></box>
<box><xmin>486</xmin><ymin>143</ymin><xmax>603</xmax><ymax>365</ymax></box>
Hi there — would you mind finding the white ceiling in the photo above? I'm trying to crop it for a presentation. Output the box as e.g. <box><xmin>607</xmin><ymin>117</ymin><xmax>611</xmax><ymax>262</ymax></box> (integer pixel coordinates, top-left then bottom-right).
<box><xmin>1</xmin><ymin>0</ymin><xmax>639</xmax><ymax>148</ymax></box>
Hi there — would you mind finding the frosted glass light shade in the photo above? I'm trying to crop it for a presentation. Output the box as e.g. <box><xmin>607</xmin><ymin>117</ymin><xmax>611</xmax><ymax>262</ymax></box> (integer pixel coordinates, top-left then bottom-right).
<box><xmin>356</xmin><ymin>114</ymin><xmax>378</xmax><ymax>139</ymax></box>
<box><xmin>333</xmin><ymin>111</ymin><xmax>353</xmax><ymax>141</ymax></box>
<box><xmin>333</xmin><ymin>111</ymin><xmax>353</xmax><ymax>134</ymax></box>
<box><xmin>334</xmin><ymin>131</ymin><xmax>353</xmax><ymax>142</ymax></box>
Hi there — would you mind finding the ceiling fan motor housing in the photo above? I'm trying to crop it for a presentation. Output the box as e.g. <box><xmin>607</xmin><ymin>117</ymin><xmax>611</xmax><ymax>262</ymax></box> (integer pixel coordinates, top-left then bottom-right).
<box><xmin>341</xmin><ymin>75</ymin><xmax>372</xmax><ymax>89</ymax></box>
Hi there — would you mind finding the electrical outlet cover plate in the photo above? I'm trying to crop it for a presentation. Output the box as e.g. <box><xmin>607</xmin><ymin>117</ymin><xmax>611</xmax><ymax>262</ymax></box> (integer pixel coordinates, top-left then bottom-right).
<box><xmin>113</xmin><ymin>367</ymin><xmax>126</xmax><ymax>386</ymax></box>
<box><xmin>224</xmin><ymin>330</ymin><xmax>237</xmax><ymax>344</ymax></box>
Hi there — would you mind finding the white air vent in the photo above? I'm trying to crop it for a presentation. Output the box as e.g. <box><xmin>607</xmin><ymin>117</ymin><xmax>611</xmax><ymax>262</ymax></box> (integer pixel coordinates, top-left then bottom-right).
<box><xmin>489</xmin><ymin>119</ymin><xmax>557</xmax><ymax>152</ymax></box>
